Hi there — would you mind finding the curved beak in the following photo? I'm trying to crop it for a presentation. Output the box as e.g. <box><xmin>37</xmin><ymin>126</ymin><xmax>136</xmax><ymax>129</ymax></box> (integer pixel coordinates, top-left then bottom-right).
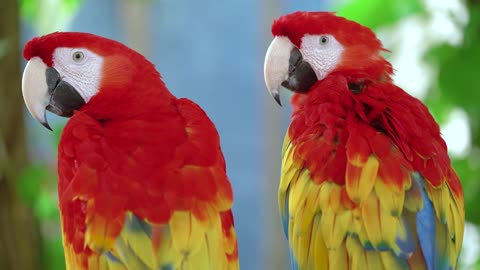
<box><xmin>22</xmin><ymin>57</ymin><xmax>86</xmax><ymax>130</ymax></box>
<box><xmin>263</xmin><ymin>36</ymin><xmax>318</xmax><ymax>106</ymax></box>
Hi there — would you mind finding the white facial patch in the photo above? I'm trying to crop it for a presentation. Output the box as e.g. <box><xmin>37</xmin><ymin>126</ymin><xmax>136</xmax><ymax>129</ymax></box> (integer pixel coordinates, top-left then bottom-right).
<box><xmin>300</xmin><ymin>34</ymin><xmax>344</xmax><ymax>80</ymax></box>
<box><xmin>52</xmin><ymin>47</ymin><xmax>104</xmax><ymax>102</ymax></box>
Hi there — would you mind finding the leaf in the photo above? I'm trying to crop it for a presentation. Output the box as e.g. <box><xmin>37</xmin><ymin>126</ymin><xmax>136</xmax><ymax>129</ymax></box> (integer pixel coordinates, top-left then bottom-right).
<box><xmin>335</xmin><ymin>0</ymin><xmax>423</xmax><ymax>29</ymax></box>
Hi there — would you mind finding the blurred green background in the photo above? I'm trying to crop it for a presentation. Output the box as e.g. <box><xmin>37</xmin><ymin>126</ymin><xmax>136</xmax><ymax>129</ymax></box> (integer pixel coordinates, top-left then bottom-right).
<box><xmin>0</xmin><ymin>0</ymin><xmax>479</xmax><ymax>269</ymax></box>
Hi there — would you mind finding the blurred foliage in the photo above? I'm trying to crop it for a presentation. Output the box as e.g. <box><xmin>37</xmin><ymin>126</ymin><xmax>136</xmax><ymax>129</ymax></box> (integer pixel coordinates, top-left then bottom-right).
<box><xmin>426</xmin><ymin>5</ymin><xmax>480</xmax><ymax>224</ymax></box>
<box><xmin>20</xmin><ymin>0</ymin><xmax>82</xmax><ymax>34</ymax></box>
<box><xmin>19</xmin><ymin>0</ymin><xmax>81</xmax><ymax>268</ymax></box>
<box><xmin>17</xmin><ymin>164</ymin><xmax>64</xmax><ymax>268</ymax></box>
<box><xmin>337</xmin><ymin>0</ymin><xmax>424</xmax><ymax>28</ymax></box>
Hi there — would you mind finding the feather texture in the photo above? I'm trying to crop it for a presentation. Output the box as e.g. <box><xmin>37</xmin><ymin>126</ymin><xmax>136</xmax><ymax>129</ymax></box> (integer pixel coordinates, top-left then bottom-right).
<box><xmin>278</xmin><ymin>75</ymin><xmax>464</xmax><ymax>270</ymax></box>
<box><xmin>57</xmin><ymin>98</ymin><xmax>239</xmax><ymax>270</ymax></box>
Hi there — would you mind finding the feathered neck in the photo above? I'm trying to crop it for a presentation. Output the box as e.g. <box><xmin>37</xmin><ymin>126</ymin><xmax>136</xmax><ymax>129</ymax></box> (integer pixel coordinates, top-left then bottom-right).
<box><xmin>79</xmin><ymin>75</ymin><xmax>175</xmax><ymax>122</ymax></box>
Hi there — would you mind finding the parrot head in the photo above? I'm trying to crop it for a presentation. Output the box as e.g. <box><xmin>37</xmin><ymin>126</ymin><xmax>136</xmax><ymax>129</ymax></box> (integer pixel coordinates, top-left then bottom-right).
<box><xmin>264</xmin><ymin>11</ymin><xmax>393</xmax><ymax>105</ymax></box>
<box><xmin>22</xmin><ymin>32</ymin><xmax>166</xmax><ymax>130</ymax></box>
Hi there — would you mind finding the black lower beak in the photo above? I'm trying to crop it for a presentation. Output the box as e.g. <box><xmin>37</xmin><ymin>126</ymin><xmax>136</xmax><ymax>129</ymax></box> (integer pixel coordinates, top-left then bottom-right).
<box><xmin>45</xmin><ymin>67</ymin><xmax>86</xmax><ymax>118</ymax></box>
<box><xmin>280</xmin><ymin>47</ymin><xmax>318</xmax><ymax>98</ymax></box>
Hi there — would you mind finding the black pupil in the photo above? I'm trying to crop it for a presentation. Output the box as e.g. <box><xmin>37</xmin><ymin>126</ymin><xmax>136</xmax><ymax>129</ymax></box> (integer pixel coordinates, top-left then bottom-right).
<box><xmin>75</xmin><ymin>53</ymin><xmax>81</xmax><ymax>59</ymax></box>
<box><xmin>321</xmin><ymin>37</ymin><xmax>327</xmax><ymax>43</ymax></box>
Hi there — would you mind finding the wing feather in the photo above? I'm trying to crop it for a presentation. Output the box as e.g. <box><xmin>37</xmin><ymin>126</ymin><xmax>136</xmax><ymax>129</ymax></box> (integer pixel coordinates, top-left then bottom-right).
<box><xmin>280</xmin><ymin>120</ymin><xmax>463</xmax><ymax>270</ymax></box>
<box><xmin>58</xmin><ymin>99</ymin><xmax>239</xmax><ymax>270</ymax></box>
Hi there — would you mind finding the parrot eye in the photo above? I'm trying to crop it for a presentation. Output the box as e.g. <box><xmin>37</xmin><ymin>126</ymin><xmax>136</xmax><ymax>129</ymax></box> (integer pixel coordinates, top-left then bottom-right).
<box><xmin>72</xmin><ymin>51</ymin><xmax>85</xmax><ymax>63</ymax></box>
<box><xmin>319</xmin><ymin>36</ymin><xmax>329</xmax><ymax>45</ymax></box>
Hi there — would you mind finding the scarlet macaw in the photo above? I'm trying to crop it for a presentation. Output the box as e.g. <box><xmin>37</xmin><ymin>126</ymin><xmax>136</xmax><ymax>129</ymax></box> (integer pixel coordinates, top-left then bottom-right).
<box><xmin>22</xmin><ymin>32</ymin><xmax>239</xmax><ymax>270</ymax></box>
<box><xmin>263</xmin><ymin>12</ymin><xmax>464</xmax><ymax>270</ymax></box>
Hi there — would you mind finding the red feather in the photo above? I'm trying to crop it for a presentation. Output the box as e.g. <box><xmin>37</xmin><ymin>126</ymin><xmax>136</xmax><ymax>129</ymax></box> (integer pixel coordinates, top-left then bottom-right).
<box><xmin>24</xmin><ymin>32</ymin><xmax>238</xmax><ymax>268</ymax></box>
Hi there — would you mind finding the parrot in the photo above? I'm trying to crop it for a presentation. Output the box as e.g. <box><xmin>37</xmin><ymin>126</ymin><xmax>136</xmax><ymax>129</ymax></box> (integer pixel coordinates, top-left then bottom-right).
<box><xmin>21</xmin><ymin>32</ymin><xmax>239</xmax><ymax>270</ymax></box>
<box><xmin>263</xmin><ymin>12</ymin><xmax>464</xmax><ymax>270</ymax></box>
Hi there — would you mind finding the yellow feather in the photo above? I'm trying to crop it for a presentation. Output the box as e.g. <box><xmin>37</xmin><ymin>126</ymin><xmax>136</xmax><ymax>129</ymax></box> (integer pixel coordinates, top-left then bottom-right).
<box><xmin>281</xmin><ymin>151</ymin><xmax>301</xmax><ymax>191</ymax></box>
<box><xmin>318</xmin><ymin>182</ymin><xmax>342</xmax><ymax>213</ymax></box>
<box><xmin>374</xmin><ymin>178</ymin><xmax>405</xmax><ymax>217</ymax></box>
<box><xmin>346</xmin><ymin>237</ymin><xmax>367</xmax><ymax>269</ymax></box>
<box><xmin>311</xmin><ymin>214</ymin><xmax>329</xmax><ymax>270</ymax></box>
<box><xmin>379</xmin><ymin>251</ymin><xmax>408</xmax><ymax>270</ymax></box>
<box><xmin>169</xmin><ymin>211</ymin><xmax>207</xmax><ymax>256</ymax></box>
<box><xmin>360</xmin><ymin>193</ymin><xmax>398</xmax><ymax>249</ymax></box>
<box><xmin>279</xmin><ymin>142</ymin><xmax>303</xmax><ymax>222</ymax></box>
<box><xmin>450</xmin><ymin>202</ymin><xmax>464</xmax><ymax>254</ymax></box>
<box><xmin>223</xmin><ymin>227</ymin><xmax>237</xmax><ymax>255</ymax></box>
<box><xmin>304</xmin><ymin>182</ymin><xmax>322</xmax><ymax>214</ymax></box>
<box><xmin>346</xmin><ymin>156</ymin><xmax>379</xmax><ymax>203</ymax></box>
<box><xmin>320</xmin><ymin>210</ymin><xmax>351</xmax><ymax>249</ymax></box>
<box><xmin>293</xmin><ymin>199</ymin><xmax>315</xmax><ymax>235</ymax></box>
<box><xmin>115</xmin><ymin>235</ymin><xmax>152</xmax><ymax>269</ymax></box>
<box><xmin>404</xmin><ymin>176</ymin><xmax>423</xmax><ymax>212</ymax></box>
<box><xmin>204</xmin><ymin>218</ymin><xmax>224</xmax><ymax>270</ymax></box>
<box><xmin>435</xmin><ymin>216</ymin><xmax>451</xmax><ymax>268</ymax></box>
<box><xmin>293</xmin><ymin>226</ymin><xmax>312</xmax><ymax>268</ymax></box>
<box><xmin>289</xmin><ymin>171</ymin><xmax>311</xmax><ymax>215</ymax></box>
<box><xmin>152</xmin><ymin>225</ymin><xmax>178</xmax><ymax>267</ymax></box>
<box><xmin>424</xmin><ymin>177</ymin><xmax>465</xmax><ymax>268</ymax></box>
<box><xmin>320</xmin><ymin>211</ymin><xmax>335</xmax><ymax>249</ymax></box>
<box><xmin>119</xmin><ymin>214</ymin><xmax>155</xmax><ymax>268</ymax></box>
<box><xmin>350</xmin><ymin>208</ymin><xmax>362</xmax><ymax>236</ymax></box>
<box><xmin>181</xmin><ymin>239</ymin><xmax>211</xmax><ymax>270</ymax></box>
<box><xmin>365</xmin><ymin>251</ymin><xmax>383</xmax><ymax>270</ymax></box>
<box><xmin>425</xmin><ymin>182</ymin><xmax>449</xmax><ymax>223</ymax></box>
<box><xmin>281</xmin><ymin>133</ymin><xmax>293</xmax><ymax>157</ymax></box>
<box><xmin>328</xmin><ymin>242</ymin><xmax>348</xmax><ymax>270</ymax></box>
<box><xmin>359</xmin><ymin>194</ymin><xmax>382</xmax><ymax>247</ymax></box>
<box><xmin>105</xmin><ymin>257</ymin><xmax>128</xmax><ymax>270</ymax></box>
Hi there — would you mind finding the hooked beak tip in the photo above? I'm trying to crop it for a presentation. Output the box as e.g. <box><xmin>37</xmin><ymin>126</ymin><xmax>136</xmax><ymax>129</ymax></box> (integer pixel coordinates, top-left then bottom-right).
<box><xmin>272</xmin><ymin>90</ymin><xmax>282</xmax><ymax>106</ymax></box>
<box><xmin>40</xmin><ymin>119</ymin><xmax>52</xmax><ymax>131</ymax></box>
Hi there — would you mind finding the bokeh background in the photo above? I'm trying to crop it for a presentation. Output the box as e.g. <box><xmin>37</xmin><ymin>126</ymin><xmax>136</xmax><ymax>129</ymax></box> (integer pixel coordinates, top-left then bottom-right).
<box><xmin>1</xmin><ymin>0</ymin><xmax>479</xmax><ymax>269</ymax></box>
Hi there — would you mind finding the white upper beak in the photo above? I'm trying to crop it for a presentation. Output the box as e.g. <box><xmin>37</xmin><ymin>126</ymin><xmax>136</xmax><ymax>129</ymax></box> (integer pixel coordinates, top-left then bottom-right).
<box><xmin>263</xmin><ymin>36</ymin><xmax>294</xmax><ymax>105</ymax></box>
<box><xmin>22</xmin><ymin>57</ymin><xmax>51</xmax><ymax>129</ymax></box>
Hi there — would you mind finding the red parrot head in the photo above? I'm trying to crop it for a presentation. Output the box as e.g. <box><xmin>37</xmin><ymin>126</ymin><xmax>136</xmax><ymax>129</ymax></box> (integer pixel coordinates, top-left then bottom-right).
<box><xmin>264</xmin><ymin>11</ymin><xmax>393</xmax><ymax>105</ymax></box>
<box><xmin>22</xmin><ymin>32</ymin><xmax>167</xmax><ymax>130</ymax></box>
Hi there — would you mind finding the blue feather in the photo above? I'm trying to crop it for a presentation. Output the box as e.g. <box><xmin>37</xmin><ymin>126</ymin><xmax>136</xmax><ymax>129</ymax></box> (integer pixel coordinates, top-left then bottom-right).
<box><xmin>126</xmin><ymin>213</ymin><xmax>152</xmax><ymax>238</ymax></box>
<box><xmin>282</xmin><ymin>187</ymin><xmax>298</xmax><ymax>270</ymax></box>
<box><xmin>289</xmin><ymin>248</ymin><xmax>299</xmax><ymax>270</ymax></box>
<box><xmin>105</xmin><ymin>251</ymin><xmax>123</xmax><ymax>264</ymax></box>
<box><xmin>394</xmin><ymin>216</ymin><xmax>416</xmax><ymax>259</ymax></box>
<box><xmin>281</xmin><ymin>188</ymin><xmax>291</xmax><ymax>239</ymax></box>
<box><xmin>160</xmin><ymin>265</ymin><xmax>173</xmax><ymax>270</ymax></box>
<box><xmin>414</xmin><ymin>173</ymin><xmax>436</xmax><ymax>270</ymax></box>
